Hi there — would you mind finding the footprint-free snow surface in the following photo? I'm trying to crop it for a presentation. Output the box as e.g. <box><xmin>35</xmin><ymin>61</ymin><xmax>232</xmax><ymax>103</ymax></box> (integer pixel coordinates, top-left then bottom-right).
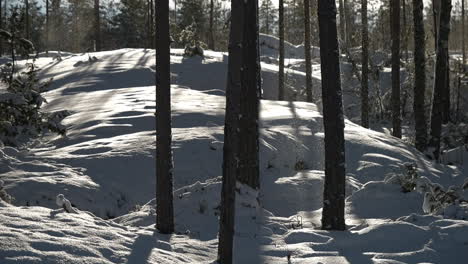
<box><xmin>1</xmin><ymin>48</ymin><xmax>467</xmax><ymax>263</ymax></box>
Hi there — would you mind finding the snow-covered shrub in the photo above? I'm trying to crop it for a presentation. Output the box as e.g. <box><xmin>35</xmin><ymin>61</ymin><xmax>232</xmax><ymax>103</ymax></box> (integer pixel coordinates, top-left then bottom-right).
<box><xmin>0</xmin><ymin>180</ymin><xmax>12</xmax><ymax>203</ymax></box>
<box><xmin>178</xmin><ymin>22</ymin><xmax>205</xmax><ymax>57</ymax></box>
<box><xmin>384</xmin><ymin>163</ymin><xmax>420</xmax><ymax>193</ymax></box>
<box><xmin>442</xmin><ymin>122</ymin><xmax>468</xmax><ymax>150</ymax></box>
<box><xmin>385</xmin><ymin>163</ymin><xmax>468</xmax><ymax>219</ymax></box>
<box><xmin>0</xmin><ymin>28</ymin><xmax>69</xmax><ymax>146</ymax></box>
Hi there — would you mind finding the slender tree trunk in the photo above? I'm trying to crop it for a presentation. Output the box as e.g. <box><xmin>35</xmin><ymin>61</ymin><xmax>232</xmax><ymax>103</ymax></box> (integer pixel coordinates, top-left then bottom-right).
<box><xmin>209</xmin><ymin>0</ymin><xmax>215</xmax><ymax>50</ymax></box>
<box><xmin>429</xmin><ymin>0</ymin><xmax>452</xmax><ymax>161</ymax></box>
<box><xmin>391</xmin><ymin>0</ymin><xmax>402</xmax><ymax>138</ymax></box>
<box><xmin>25</xmin><ymin>0</ymin><xmax>29</xmax><ymax>40</ymax></box>
<box><xmin>278</xmin><ymin>0</ymin><xmax>285</xmax><ymax>100</ymax></box>
<box><xmin>218</xmin><ymin>0</ymin><xmax>243</xmax><ymax>261</ymax></box>
<box><xmin>94</xmin><ymin>0</ymin><xmax>101</xmax><ymax>51</ymax></box>
<box><xmin>403</xmin><ymin>0</ymin><xmax>409</xmax><ymax>62</ymax></box>
<box><xmin>463</xmin><ymin>0</ymin><xmax>466</xmax><ymax>67</ymax></box>
<box><xmin>433</xmin><ymin>0</ymin><xmax>441</xmax><ymax>50</ymax></box>
<box><xmin>174</xmin><ymin>0</ymin><xmax>177</xmax><ymax>25</ymax></box>
<box><xmin>361</xmin><ymin>0</ymin><xmax>369</xmax><ymax>128</ymax></box>
<box><xmin>45</xmin><ymin>0</ymin><xmax>49</xmax><ymax>54</ymax></box>
<box><xmin>266</xmin><ymin>2</ymin><xmax>270</xmax><ymax>35</ymax></box>
<box><xmin>413</xmin><ymin>0</ymin><xmax>428</xmax><ymax>152</ymax></box>
<box><xmin>238</xmin><ymin>0</ymin><xmax>260</xmax><ymax>190</ymax></box>
<box><xmin>343</xmin><ymin>0</ymin><xmax>351</xmax><ymax>46</ymax></box>
<box><xmin>304</xmin><ymin>0</ymin><xmax>313</xmax><ymax>102</ymax></box>
<box><xmin>0</xmin><ymin>0</ymin><xmax>3</xmax><ymax>56</ymax></box>
<box><xmin>155</xmin><ymin>0</ymin><xmax>174</xmax><ymax>234</ymax></box>
<box><xmin>338</xmin><ymin>0</ymin><xmax>346</xmax><ymax>45</ymax></box>
<box><xmin>318</xmin><ymin>0</ymin><xmax>346</xmax><ymax>231</ymax></box>
<box><xmin>150</xmin><ymin>0</ymin><xmax>154</xmax><ymax>49</ymax></box>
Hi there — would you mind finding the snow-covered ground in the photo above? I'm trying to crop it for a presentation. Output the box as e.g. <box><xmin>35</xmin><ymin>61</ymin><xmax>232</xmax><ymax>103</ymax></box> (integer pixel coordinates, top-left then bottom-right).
<box><xmin>0</xmin><ymin>47</ymin><xmax>467</xmax><ymax>263</ymax></box>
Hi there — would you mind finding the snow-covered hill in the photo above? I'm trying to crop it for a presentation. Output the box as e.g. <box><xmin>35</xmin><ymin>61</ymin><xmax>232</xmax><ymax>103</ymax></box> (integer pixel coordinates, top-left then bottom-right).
<box><xmin>0</xmin><ymin>48</ymin><xmax>467</xmax><ymax>263</ymax></box>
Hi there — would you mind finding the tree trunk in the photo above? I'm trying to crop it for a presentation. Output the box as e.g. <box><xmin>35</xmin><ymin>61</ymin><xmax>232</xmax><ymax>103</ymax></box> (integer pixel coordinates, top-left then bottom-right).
<box><xmin>433</xmin><ymin>0</ymin><xmax>441</xmax><ymax>50</ymax></box>
<box><xmin>402</xmin><ymin>0</ymin><xmax>408</xmax><ymax>62</ymax></box>
<box><xmin>463</xmin><ymin>0</ymin><xmax>466</xmax><ymax>67</ymax></box>
<box><xmin>45</xmin><ymin>0</ymin><xmax>48</xmax><ymax>53</ymax></box>
<box><xmin>238</xmin><ymin>0</ymin><xmax>260</xmax><ymax>190</ymax></box>
<box><xmin>0</xmin><ymin>0</ymin><xmax>3</xmax><ymax>56</ymax></box>
<box><xmin>361</xmin><ymin>0</ymin><xmax>369</xmax><ymax>128</ymax></box>
<box><xmin>209</xmin><ymin>0</ymin><xmax>215</xmax><ymax>50</ymax></box>
<box><xmin>278</xmin><ymin>0</ymin><xmax>285</xmax><ymax>100</ymax></box>
<box><xmin>217</xmin><ymin>0</ymin><xmax>243</xmax><ymax>262</ymax></box>
<box><xmin>391</xmin><ymin>0</ymin><xmax>401</xmax><ymax>138</ymax></box>
<box><xmin>304</xmin><ymin>0</ymin><xmax>313</xmax><ymax>102</ymax></box>
<box><xmin>94</xmin><ymin>0</ymin><xmax>101</xmax><ymax>51</ymax></box>
<box><xmin>150</xmin><ymin>0</ymin><xmax>154</xmax><ymax>49</ymax></box>
<box><xmin>413</xmin><ymin>0</ymin><xmax>428</xmax><ymax>152</ymax></box>
<box><xmin>25</xmin><ymin>0</ymin><xmax>29</xmax><ymax>40</ymax></box>
<box><xmin>338</xmin><ymin>0</ymin><xmax>346</xmax><ymax>46</ymax></box>
<box><xmin>155</xmin><ymin>0</ymin><xmax>174</xmax><ymax>234</ymax></box>
<box><xmin>317</xmin><ymin>0</ymin><xmax>346</xmax><ymax>231</ymax></box>
<box><xmin>429</xmin><ymin>0</ymin><xmax>452</xmax><ymax>161</ymax></box>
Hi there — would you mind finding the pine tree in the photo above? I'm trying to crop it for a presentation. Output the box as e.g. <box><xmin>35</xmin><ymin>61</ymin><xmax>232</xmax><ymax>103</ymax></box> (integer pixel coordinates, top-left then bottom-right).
<box><xmin>208</xmin><ymin>0</ymin><xmax>215</xmax><ymax>50</ymax></box>
<box><xmin>259</xmin><ymin>0</ymin><xmax>276</xmax><ymax>35</ymax></box>
<box><xmin>318</xmin><ymin>0</ymin><xmax>346</xmax><ymax>231</ymax></box>
<box><xmin>413</xmin><ymin>0</ymin><xmax>428</xmax><ymax>152</ymax></box>
<box><xmin>361</xmin><ymin>0</ymin><xmax>369</xmax><ymax>128</ymax></box>
<box><xmin>94</xmin><ymin>0</ymin><xmax>101</xmax><ymax>51</ymax></box>
<box><xmin>0</xmin><ymin>0</ymin><xmax>3</xmax><ymax>56</ymax></box>
<box><xmin>303</xmin><ymin>0</ymin><xmax>313</xmax><ymax>102</ymax></box>
<box><xmin>24</xmin><ymin>0</ymin><xmax>29</xmax><ymax>40</ymax></box>
<box><xmin>429</xmin><ymin>0</ymin><xmax>452</xmax><ymax>161</ymax></box>
<box><xmin>217</xmin><ymin>0</ymin><xmax>242</xmax><ymax>260</ymax></box>
<box><xmin>338</xmin><ymin>0</ymin><xmax>346</xmax><ymax>45</ymax></box>
<box><xmin>155</xmin><ymin>0</ymin><xmax>174</xmax><ymax>234</ymax></box>
<box><xmin>278</xmin><ymin>0</ymin><xmax>285</xmax><ymax>100</ymax></box>
<box><xmin>391</xmin><ymin>0</ymin><xmax>402</xmax><ymax>138</ymax></box>
<box><xmin>238</xmin><ymin>0</ymin><xmax>260</xmax><ymax>190</ymax></box>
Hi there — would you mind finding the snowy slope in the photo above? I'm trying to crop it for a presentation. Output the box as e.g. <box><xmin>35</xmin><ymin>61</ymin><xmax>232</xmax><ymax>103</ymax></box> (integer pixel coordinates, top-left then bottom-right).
<box><xmin>0</xmin><ymin>48</ymin><xmax>467</xmax><ymax>263</ymax></box>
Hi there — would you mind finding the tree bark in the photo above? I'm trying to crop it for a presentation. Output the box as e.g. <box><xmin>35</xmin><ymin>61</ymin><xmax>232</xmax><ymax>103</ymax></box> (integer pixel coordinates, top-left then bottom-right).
<box><xmin>304</xmin><ymin>0</ymin><xmax>313</xmax><ymax>102</ymax></box>
<box><xmin>238</xmin><ymin>0</ymin><xmax>260</xmax><ymax>190</ymax></box>
<box><xmin>317</xmin><ymin>0</ymin><xmax>346</xmax><ymax>231</ymax></box>
<box><xmin>25</xmin><ymin>0</ymin><xmax>29</xmax><ymax>40</ymax></box>
<box><xmin>209</xmin><ymin>0</ymin><xmax>215</xmax><ymax>50</ymax></box>
<box><xmin>217</xmin><ymin>0</ymin><xmax>243</xmax><ymax>262</ymax></box>
<box><xmin>94</xmin><ymin>0</ymin><xmax>101</xmax><ymax>51</ymax></box>
<box><xmin>278</xmin><ymin>0</ymin><xmax>285</xmax><ymax>100</ymax></box>
<box><xmin>413</xmin><ymin>0</ymin><xmax>428</xmax><ymax>152</ymax></box>
<box><xmin>429</xmin><ymin>0</ymin><xmax>452</xmax><ymax>161</ymax></box>
<box><xmin>338</xmin><ymin>0</ymin><xmax>346</xmax><ymax>46</ymax></box>
<box><xmin>45</xmin><ymin>0</ymin><xmax>49</xmax><ymax>53</ymax></box>
<box><xmin>463</xmin><ymin>0</ymin><xmax>466</xmax><ymax>67</ymax></box>
<box><xmin>0</xmin><ymin>0</ymin><xmax>3</xmax><ymax>56</ymax></box>
<box><xmin>361</xmin><ymin>0</ymin><xmax>369</xmax><ymax>128</ymax></box>
<box><xmin>402</xmin><ymin>0</ymin><xmax>408</xmax><ymax>62</ymax></box>
<box><xmin>155</xmin><ymin>0</ymin><xmax>174</xmax><ymax>234</ymax></box>
<box><xmin>391</xmin><ymin>0</ymin><xmax>402</xmax><ymax>138</ymax></box>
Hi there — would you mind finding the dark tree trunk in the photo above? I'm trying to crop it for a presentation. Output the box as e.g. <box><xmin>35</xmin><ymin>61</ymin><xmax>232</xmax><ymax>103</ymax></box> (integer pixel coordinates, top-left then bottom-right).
<box><xmin>45</xmin><ymin>0</ymin><xmax>48</xmax><ymax>53</ymax></box>
<box><xmin>304</xmin><ymin>0</ymin><xmax>313</xmax><ymax>102</ymax></box>
<box><xmin>463</xmin><ymin>0</ymin><xmax>466</xmax><ymax>67</ymax></box>
<box><xmin>238</xmin><ymin>0</ymin><xmax>260</xmax><ymax>190</ymax></box>
<box><xmin>150</xmin><ymin>0</ymin><xmax>154</xmax><ymax>49</ymax></box>
<box><xmin>25</xmin><ymin>0</ymin><xmax>29</xmax><ymax>40</ymax></box>
<box><xmin>391</xmin><ymin>0</ymin><xmax>401</xmax><ymax>138</ymax></box>
<box><xmin>433</xmin><ymin>0</ymin><xmax>441</xmax><ymax>50</ymax></box>
<box><xmin>209</xmin><ymin>0</ymin><xmax>215</xmax><ymax>50</ymax></box>
<box><xmin>317</xmin><ymin>0</ymin><xmax>346</xmax><ymax>231</ymax></box>
<box><xmin>402</xmin><ymin>0</ymin><xmax>408</xmax><ymax>62</ymax></box>
<box><xmin>413</xmin><ymin>0</ymin><xmax>428</xmax><ymax>152</ymax></box>
<box><xmin>0</xmin><ymin>0</ymin><xmax>3</xmax><ymax>56</ymax></box>
<box><xmin>429</xmin><ymin>0</ymin><xmax>452</xmax><ymax>161</ymax></box>
<box><xmin>94</xmin><ymin>0</ymin><xmax>101</xmax><ymax>51</ymax></box>
<box><xmin>217</xmin><ymin>0</ymin><xmax>243</xmax><ymax>262</ymax></box>
<box><xmin>361</xmin><ymin>0</ymin><xmax>369</xmax><ymax>128</ymax></box>
<box><xmin>278</xmin><ymin>0</ymin><xmax>285</xmax><ymax>100</ymax></box>
<box><xmin>155</xmin><ymin>0</ymin><xmax>174</xmax><ymax>234</ymax></box>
